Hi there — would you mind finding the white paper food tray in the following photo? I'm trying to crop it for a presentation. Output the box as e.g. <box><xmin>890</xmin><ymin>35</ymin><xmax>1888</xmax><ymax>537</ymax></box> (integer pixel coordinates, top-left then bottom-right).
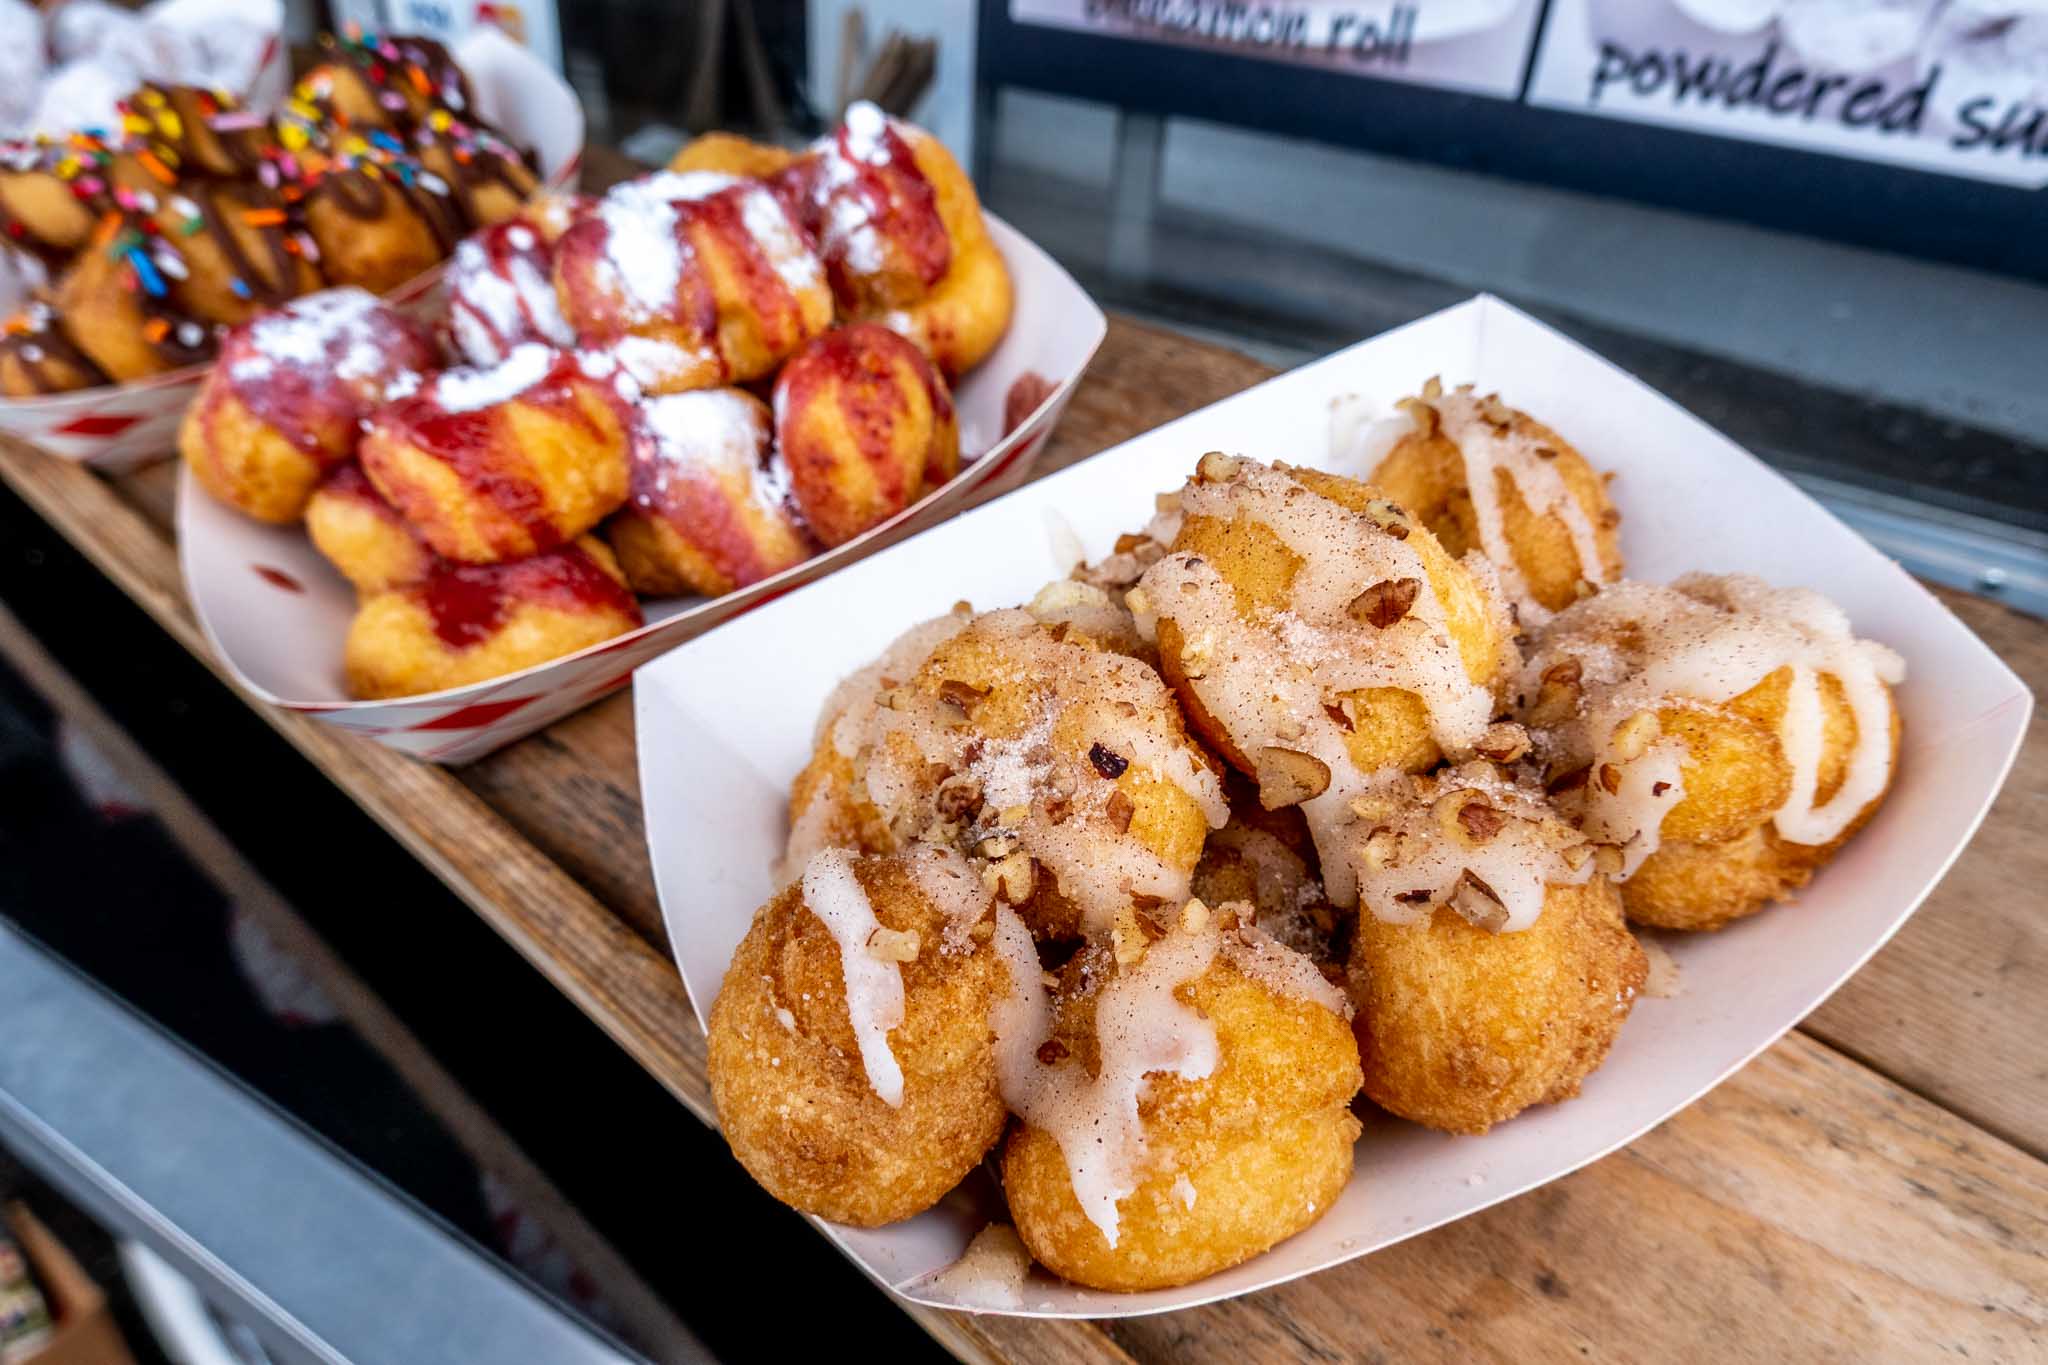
<box><xmin>177</xmin><ymin>215</ymin><xmax>1108</xmax><ymax>762</ymax></box>
<box><xmin>633</xmin><ymin>295</ymin><xmax>2033</xmax><ymax>1318</ymax></box>
<box><xmin>0</xmin><ymin>29</ymin><xmax>583</xmax><ymax>473</ymax></box>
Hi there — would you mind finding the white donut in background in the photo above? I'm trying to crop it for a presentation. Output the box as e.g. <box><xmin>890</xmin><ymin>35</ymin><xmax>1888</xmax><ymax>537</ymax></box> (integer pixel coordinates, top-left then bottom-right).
<box><xmin>1917</xmin><ymin>4</ymin><xmax>2048</xmax><ymax>112</ymax></box>
<box><xmin>1671</xmin><ymin>0</ymin><xmax>1786</xmax><ymax>34</ymax></box>
<box><xmin>1778</xmin><ymin>0</ymin><xmax>1941</xmax><ymax>72</ymax></box>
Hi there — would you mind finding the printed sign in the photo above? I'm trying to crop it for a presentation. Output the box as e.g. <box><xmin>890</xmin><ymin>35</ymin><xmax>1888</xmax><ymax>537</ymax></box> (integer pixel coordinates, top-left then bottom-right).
<box><xmin>1008</xmin><ymin>0</ymin><xmax>1549</xmax><ymax>97</ymax></box>
<box><xmin>1527</xmin><ymin>0</ymin><xmax>2048</xmax><ymax>187</ymax></box>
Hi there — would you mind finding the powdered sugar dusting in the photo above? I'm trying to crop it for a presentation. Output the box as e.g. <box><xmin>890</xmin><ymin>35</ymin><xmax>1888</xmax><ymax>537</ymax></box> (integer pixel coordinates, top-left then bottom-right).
<box><xmin>591</xmin><ymin>177</ymin><xmax>690</xmax><ymax>324</ymax></box>
<box><xmin>446</xmin><ymin>232</ymin><xmax>574</xmax><ymax>367</ymax></box>
<box><xmin>427</xmin><ymin>343</ymin><xmax>558</xmax><ymax>413</ymax></box>
<box><xmin>637</xmin><ymin>388</ymin><xmax>789</xmax><ymax>516</ymax></box>
<box><xmin>230</xmin><ymin>287</ymin><xmax>406</xmax><ymax>391</ymax></box>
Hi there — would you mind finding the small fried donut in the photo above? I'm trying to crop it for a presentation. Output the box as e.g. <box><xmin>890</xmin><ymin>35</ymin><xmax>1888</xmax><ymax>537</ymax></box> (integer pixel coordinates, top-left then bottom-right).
<box><xmin>554</xmin><ymin>171</ymin><xmax>832</xmax><ymax>394</ymax></box>
<box><xmin>181</xmin><ymin>288</ymin><xmax>437</xmax><ymax>523</ymax></box>
<box><xmin>51</xmin><ymin>228</ymin><xmax>214</xmax><ymax>382</ymax></box>
<box><xmin>1001</xmin><ymin>912</ymin><xmax>1361</xmax><ymax>1291</ymax></box>
<box><xmin>772</xmin><ymin>322</ymin><xmax>959</xmax><ymax>547</ymax></box>
<box><xmin>0</xmin><ymin>302</ymin><xmax>106</xmax><ymax>396</ymax></box>
<box><xmin>305</xmin><ymin>463</ymin><xmax>435</xmax><ymax>593</ymax></box>
<box><xmin>301</xmin><ymin>170</ymin><xmax>461</xmax><ymax>296</ymax></box>
<box><xmin>415</xmin><ymin>127</ymin><xmax>541</xmax><ymax>232</ymax></box>
<box><xmin>343</xmin><ymin>536</ymin><xmax>641</xmax><ymax>700</ymax></box>
<box><xmin>777</xmin><ymin>102</ymin><xmax>1013</xmax><ymax>378</ymax></box>
<box><xmin>360</xmin><ymin>344</ymin><xmax>633</xmax><ymax>562</ymax></box>
<box><xmin>785</xmin><ymin>606</ymin><xmax>1226</xmax><ymax>943</ymax></box>
<box><xmin>1520</xmin><ymin>575</ymin><xmax>1904</xmax><ymax>932</ymax></box>
<box><xmin>708</xmin><ymin>845</ymin><xmax>1013</xmax><ymax>1226</ymax></box>
<box><xmin>608</xmin><ymin>388</ymin><xmax>815</xmax><ymax>597</ymax></box>
<box><xmin>1136</xmin><ymin>455</ymin><xmax>1517</xmax><ymax>906</ymax></box>
<box><xmin>151</xmin><ymin>182</ymin><xmax>322</xmax><ymax>327</ymax></box>
<box><xmin>670</xmin><ymin>131</ymin><xmax>799</xmax><ymax>179</ymax></box>
<box><xmin>1340</xmin><ymin>765</ymin><xmax>1646</xmax><ymax>1134</ymax></box>
<box><xmin>1368</xmin><ymin>381</ymin><xmax>1622</xmax><ymax>622</ymax></box>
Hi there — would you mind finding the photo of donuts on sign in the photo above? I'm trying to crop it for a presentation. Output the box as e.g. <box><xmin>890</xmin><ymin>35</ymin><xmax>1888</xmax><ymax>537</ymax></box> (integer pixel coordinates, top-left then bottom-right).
<box><xmin>1526</xmin><ymin>0</ymin><xmax>2048</xmax><ymax>188</ymax></box>
<box><xmin>1007</xmin><ymin>0</ymin><xmax>1547</xmax><ymax>98</ymax></box>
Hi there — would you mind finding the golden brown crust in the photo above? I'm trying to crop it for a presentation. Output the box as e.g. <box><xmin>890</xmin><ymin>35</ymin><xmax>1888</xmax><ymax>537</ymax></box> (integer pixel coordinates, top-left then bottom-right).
<box><xmin>706</xmin><ymin>852</ymin><xmax>1011</xmax><ymax>1226</ymax></box>
<box><xmin>1370</xmin><ymin>398</ymin><xmax>1622</xmax><ymax>614</ymax></box>
<box><xmin>1622</xmin><ymin>687</ymin><xmax>1899</xmax><ymax>931</ymax></box>
<box><xmin>1347</xmin><ymin>881</ymin><xmax>1645</xmax><ymax>1134</ymax></box>
<box><xmin>341</xmin><ymin>537</ymin><xmax>639</xmax><ymax>700</ymax></box>
<box><xmin>179</xmin><ymin>388</ymin><xmax>326</xmax><ymax>525</ymax></box>
<box><xmin>1003</xmin><ymin>937</ymin><xmax>1361</xmax><ymax>1291</ymax></box>
<box><xmin>1158</xmin><ymin>463</ymin><xmax>1514</xmax><ymax>784</ymax></box>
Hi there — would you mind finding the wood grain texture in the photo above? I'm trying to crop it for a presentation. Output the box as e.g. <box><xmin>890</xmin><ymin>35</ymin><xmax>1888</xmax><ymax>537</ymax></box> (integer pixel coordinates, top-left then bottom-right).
<box><xmin>2</xmin><ymin>314</ymin><xmax>2044</xmax><ymax>1363</ymax></box>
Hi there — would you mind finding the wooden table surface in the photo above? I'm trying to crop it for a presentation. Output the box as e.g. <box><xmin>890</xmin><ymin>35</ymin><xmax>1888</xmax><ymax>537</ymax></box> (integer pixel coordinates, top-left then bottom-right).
<box><xmin>1</xmin><ymin>316</ymin><xmax>2044</xmax><ymax>1364</ymax></box>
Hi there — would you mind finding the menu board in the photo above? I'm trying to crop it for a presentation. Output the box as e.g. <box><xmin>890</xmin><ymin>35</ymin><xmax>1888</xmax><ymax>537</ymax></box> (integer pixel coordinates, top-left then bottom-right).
<box><xmin>1526</xmin><ymin>1</ymin><xmax>2048</xmax><ymax>188</ymax></box>
<box><xmin>1006</xmin><ymin>0</ymin><xmax>1550</xmax><ymax>97</ymax></box>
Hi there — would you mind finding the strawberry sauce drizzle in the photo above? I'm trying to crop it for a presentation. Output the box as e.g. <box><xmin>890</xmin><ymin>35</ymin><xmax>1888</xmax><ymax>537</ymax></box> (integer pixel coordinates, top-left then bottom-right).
<box><xmin>412</xmin><ymin>543</ymin><xmax>641</xmax><ymax>650</ymax></box>
<box><xmin>372</xmin><ymin>349</ymin><xmax>625</xmax><ymax>552</ymax></box>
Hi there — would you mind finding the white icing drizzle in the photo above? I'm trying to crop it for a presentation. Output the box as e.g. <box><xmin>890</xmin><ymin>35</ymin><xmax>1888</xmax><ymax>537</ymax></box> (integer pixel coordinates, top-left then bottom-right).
<box><xmin>799</xmin><ymin>848</ymin><xmax>907</xmax><ymax>1107</ymax></box>
<box><xmin>1522</xmin><ymin>574</ymin><xmax>1905</xmax><ymax>865</ymax></box>
<box><xmin>1217</xmin><ymin>919</ymin><xmax>1351</xmax><ymax>1014</ymax></box>
<box><xmin>904</xmin><ymin>842</ymin><xmax>993</xmax><ymax>954</ymax></box>
<box><xmin>863</xmin><ymin>609</ymin><xmax>1228</xmax><ymax>934</ymax></box>
<box><xmin>1423</xmin><ymin>385</ymin><xmax>1608</xmax><ymax>627</ymax></box>
<box><xmin>781</xmin><ymin>610</ymin><xmax>977</xmax><ymax>885</ymax></box>
<box><xmin>994</xmin><ymin>918</ymin><xmax>1220</xmax><ymax>1247</ymax></box>
<box><xmin>916</xmin><ymin>1223</ymin><xmax>1033</xmax><ymax>1310</ymax></box>
<box><xmin>1340</xmin><ymin>764</ymin><xmax>1597</xmax><ymax>932</ymax></box>
<box><xmin>1134</xmin><ymin>459</ymin><xmax>1503</xmax><ymax>906</ymax></box>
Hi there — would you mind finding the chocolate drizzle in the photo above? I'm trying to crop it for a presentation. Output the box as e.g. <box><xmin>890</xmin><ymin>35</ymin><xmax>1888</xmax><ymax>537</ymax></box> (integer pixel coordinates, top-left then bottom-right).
<box><xmin>189</xmin><ymin>183</ymin><xmax>303</xmax><ymax>305</ymax></box>
<box><xmin>0</xmin><ymin>310</ymin><xmax>107</xmax><ymax>393</ymax></box>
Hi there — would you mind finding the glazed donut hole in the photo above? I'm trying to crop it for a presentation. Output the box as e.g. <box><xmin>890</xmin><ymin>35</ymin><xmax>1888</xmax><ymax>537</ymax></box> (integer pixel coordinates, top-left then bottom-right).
<box><xmin>999</xmin><ymin>908</ymin><xmax>1361</xmax><ymax>1292</ymax></box>
<box><xmin>1132</xmin><ymin>454</ymin><xmax>1517</xmax><ymax>906</ymax></box>
<box><xmin>1368</xmin><ymin>379</ymin><xmax>1623</xmax><ymax>623</ymax></box>
<box><xmin>1335</xmin><ymin>763</ymin><xmax>1646</xmax><ymax>1135</ymax></box>
<box><xmin>301</xmin><ymin>176</ymin><xmax>454</xmax><ymax>296</ymax></box>
<box><xmin>343</xmin><ymin>535</ymin><xmax>642</xmax><ymax>700</ymax></box>
<box><xmin>1517</xmin><ymin>575</ymin><xmax>1903</xmax><ymax>932</ymax></box>
<box><xmin>552</xmin><ymin>171</ymin><xmax>832</xmax><ymax>394</ymax></box>
<box><xmin>305</xmin><ymin>463</ymin><xmax>436</xmax><ymax>594</ymax></box>
<box><xmin>360</xmin><ymin>344</ymin><xmax>634</xmax><ymax>564</ymax></box>
<box><xmin>180</xmin><ymin>287</ymin><xmax>437</xmax><ymax>524</ymax></box>
<box><xmin>785</xmin><ymin>606</ymin><xmax>1228</xmax><ymax>944</ymax></box>
<box><xmin>706</xmin><ymin>845</ymin><xmax>1015</xmax><ymax>1227</ymax></box>
<box><xmin>773</xmin><ymin>322</ymin><xmax>960</xmax><ymax>547</ymax></box>
<box><xmin>608</xmin><ymin>388</ymin><xmax>815</xmax><ymax>598</ymax></box>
